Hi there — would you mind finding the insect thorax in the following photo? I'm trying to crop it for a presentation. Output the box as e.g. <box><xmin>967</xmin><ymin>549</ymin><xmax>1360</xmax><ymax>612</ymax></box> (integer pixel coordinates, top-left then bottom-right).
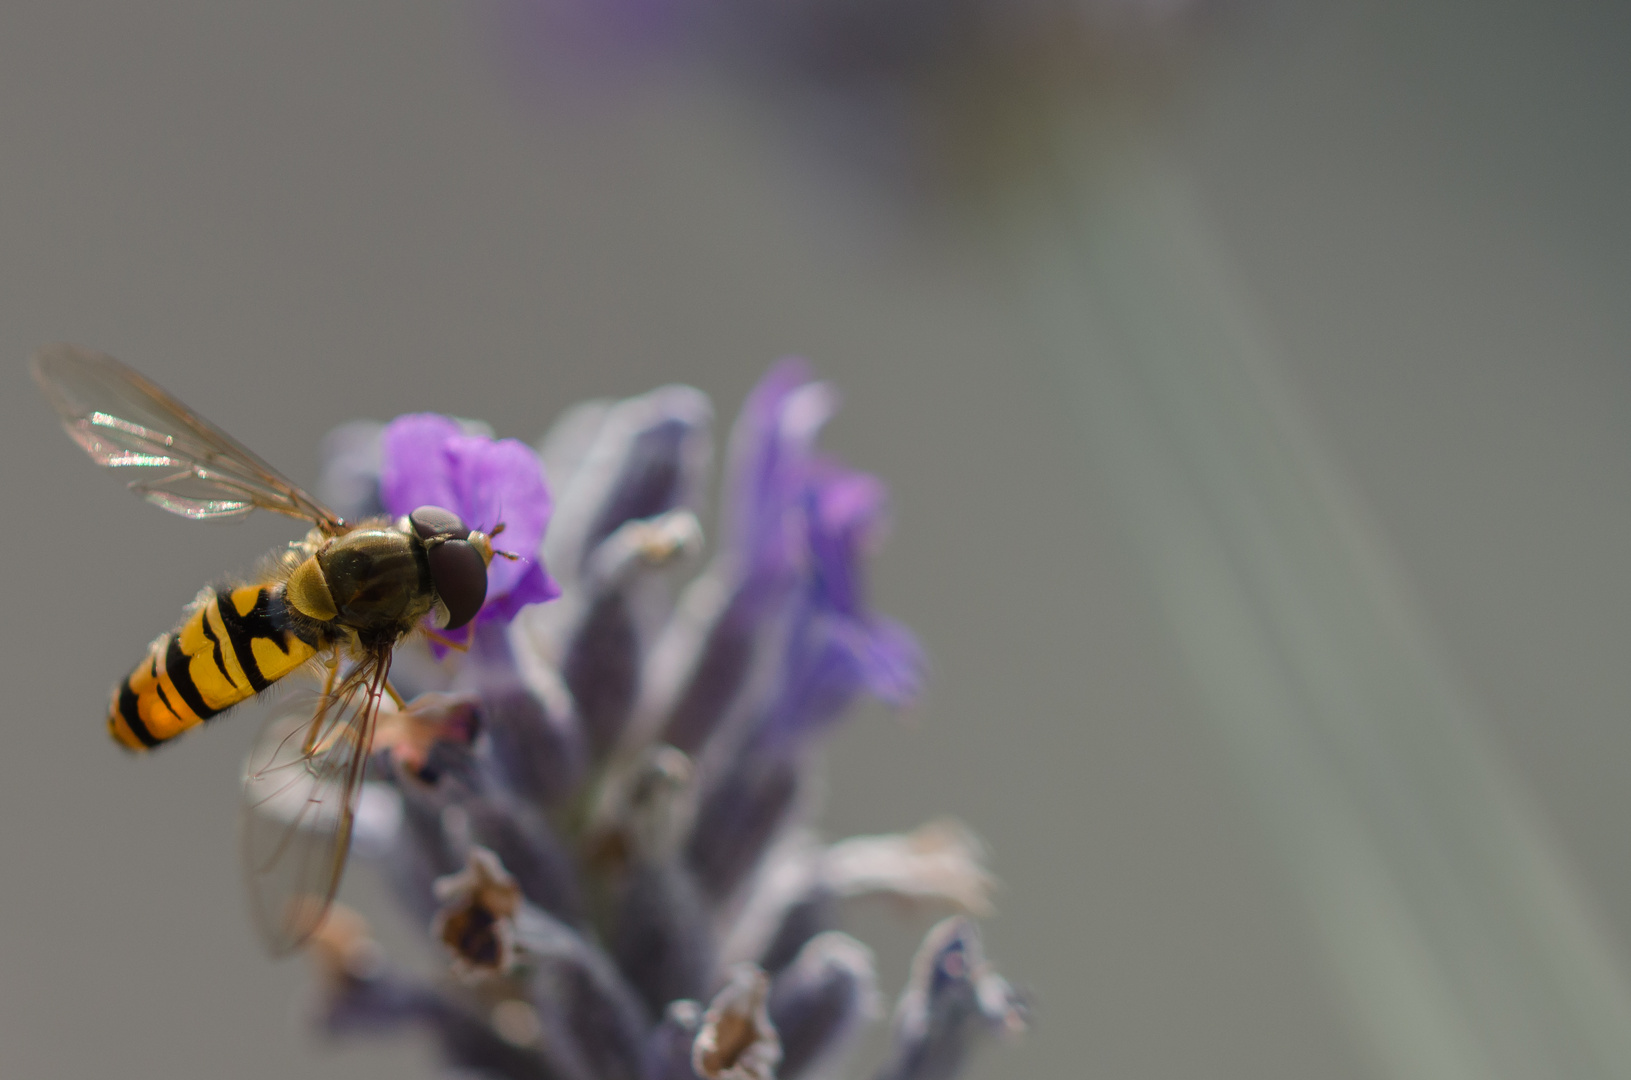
<box><xmin>314</xmin><ymin>524</ymin><xmax>437</xmax><ymax>642</ymax></box>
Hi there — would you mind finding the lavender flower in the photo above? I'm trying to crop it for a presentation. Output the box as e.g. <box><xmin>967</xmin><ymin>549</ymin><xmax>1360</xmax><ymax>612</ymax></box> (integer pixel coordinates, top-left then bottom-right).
<box><xmin>309</xmin><ymin>362</ymin><xmax>1024</xmax><ymax>1080</ymax></box>
<box><xmin>518</xmin><ymin>0</ymin><xmax>1202</xmax><ymax>86</ymax></box>
<box><xmin>381</xmin><ymin>413</ymin><xmax>561</xmax><ymax>623</ymax></box>
<box><xmin>503</xmin><ymin>0</ymin><xmax>1208</xmax><ymax>197</ymax></box>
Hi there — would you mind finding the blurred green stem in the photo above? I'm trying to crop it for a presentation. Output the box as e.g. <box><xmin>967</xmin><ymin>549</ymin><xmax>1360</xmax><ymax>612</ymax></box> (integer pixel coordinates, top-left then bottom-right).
<box><xmin>1024</xmin><ymin>131</ymin><xmax>1631</xmax><ymax>1078</ymax></box>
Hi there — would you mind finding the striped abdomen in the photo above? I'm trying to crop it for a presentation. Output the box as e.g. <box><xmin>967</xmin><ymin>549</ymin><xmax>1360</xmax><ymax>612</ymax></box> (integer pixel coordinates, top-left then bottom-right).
<box><xmin>109</xmin><ymin>584</ymin><xmax>318</xmax><ymax>750</ymax></box>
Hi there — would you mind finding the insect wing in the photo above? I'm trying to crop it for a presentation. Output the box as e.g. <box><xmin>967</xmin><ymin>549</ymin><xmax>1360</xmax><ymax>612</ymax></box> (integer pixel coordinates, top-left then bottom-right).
<box><xmin>32</xmin><ymin>343</ymin><xmax>342</xmax><ymax>529</ymax></box>
<box><xmin>240</xmin><ymin>652</ymin><xmax>390</xmax><ymax>954</ymax></box>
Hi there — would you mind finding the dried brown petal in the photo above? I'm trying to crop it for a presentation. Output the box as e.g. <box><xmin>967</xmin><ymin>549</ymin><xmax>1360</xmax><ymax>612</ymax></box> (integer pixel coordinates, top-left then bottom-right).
<box><xmin>432</xmin><ymin>848</ymin><xmax>524</xmax><ymax>977</ymax></box>
<box><xmin>692</xmin><ymin>964</ymin><xmax>782</xmax><ymax>1080</ymax></box>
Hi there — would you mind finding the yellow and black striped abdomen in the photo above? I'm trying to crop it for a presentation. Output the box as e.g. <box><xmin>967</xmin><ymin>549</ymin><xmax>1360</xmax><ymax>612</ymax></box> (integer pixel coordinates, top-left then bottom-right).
<box><xmin>109</xmin><ymin>585</ymin><xmax>318</xmax><ymax>750</ymax></box>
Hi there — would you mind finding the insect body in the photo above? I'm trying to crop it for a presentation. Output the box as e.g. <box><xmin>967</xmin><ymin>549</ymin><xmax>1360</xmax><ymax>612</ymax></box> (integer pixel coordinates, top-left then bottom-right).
<box><xmin>33</xmin><ymin>344</ymin><xmax>505</xmax><ymax>952</ymax></box>
<box><xmin>112</xmin><ymin>583</ymin><xmax>317</xmax><ymax>749</ymax></box>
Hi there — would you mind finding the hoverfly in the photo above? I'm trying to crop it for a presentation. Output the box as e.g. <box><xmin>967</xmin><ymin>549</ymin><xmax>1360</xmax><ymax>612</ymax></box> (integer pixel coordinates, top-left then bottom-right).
<box><xmin>33</xmin><ymin>343</ymin><xmax>512</xmax><ymax>953</ymax></box>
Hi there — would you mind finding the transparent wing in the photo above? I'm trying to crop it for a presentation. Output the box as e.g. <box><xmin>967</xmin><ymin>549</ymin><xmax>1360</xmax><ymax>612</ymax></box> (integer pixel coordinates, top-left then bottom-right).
<box><xmin>240</xmin><ymin>648</ymin><xmax>391</xmax><ymax>954</ymax></box>
<box><xmin>32</xmin><ymin>343</ymin><xmax>343</xmax><ymax>530</ymax></box>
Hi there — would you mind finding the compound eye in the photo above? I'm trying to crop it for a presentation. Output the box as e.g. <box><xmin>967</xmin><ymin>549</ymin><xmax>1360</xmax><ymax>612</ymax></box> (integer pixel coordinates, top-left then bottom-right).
<box><xmin>410</xmin><ymin>505</ymin><xmax>469</xmax><ymax>541</ymax></box>
<box><xmin>428</xmin><ymin>539</ymin><xmax>488</xmax><ymax>630</ymax></box>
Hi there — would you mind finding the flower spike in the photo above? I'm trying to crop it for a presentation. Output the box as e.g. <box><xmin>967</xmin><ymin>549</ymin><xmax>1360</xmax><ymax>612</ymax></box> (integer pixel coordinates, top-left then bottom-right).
<box><xmin>305</xmin><ymin>362</ymin><xmax>1022</xmax><ymax>1080</ymax></box>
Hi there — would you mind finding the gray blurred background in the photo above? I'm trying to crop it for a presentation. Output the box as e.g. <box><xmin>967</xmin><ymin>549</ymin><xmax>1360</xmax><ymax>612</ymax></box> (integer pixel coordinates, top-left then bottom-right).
<box><xmin>0</xmin><ymin>1</ymin><xmax>1627</xmax><ymax>1078</ymax></box>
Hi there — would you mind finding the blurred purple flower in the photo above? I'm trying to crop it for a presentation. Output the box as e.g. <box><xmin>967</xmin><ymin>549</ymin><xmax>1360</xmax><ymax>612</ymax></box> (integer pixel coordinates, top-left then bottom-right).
<box><xmin>305</xmin><ymin>362</ymin><xmax>1020</xmax><ymax>1080</ymax></box>
<box><xmin>517</xmin><ymin>0</ymin><xmax>1202</xmax><ymax>82</ymax></box>
<box><xmin>766</xmin><ymin>458</ymin><xmax>924</xmax><ymax>743</ymax></box>
<box><xmin>380</xmin><ymin>413</ymin><xmax>560</xmax><ymax>623</ymax></box>
<box><xmin>501</xmin><ymin>0</ymin><xmax>1209</xmax><ymax>197</ymax></box>
<box><xmin>718</xmin><ymin>359</ymin><xmax>923</xmax><ymax>751</ymax></box>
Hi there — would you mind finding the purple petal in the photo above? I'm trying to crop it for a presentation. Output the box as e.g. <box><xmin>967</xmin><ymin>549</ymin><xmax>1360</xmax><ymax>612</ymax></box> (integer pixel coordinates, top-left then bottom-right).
<box><xmin>379</xmin><ymin>414</ymin><xmax>559</xmax><ymax>623</ymax></box>
<box><xmin>849</xmin><ymin>615</ymin><xmax>925</xmax><ymax>707</ymax></box>
<box><xmin>482</xmin><ymin>558</ymin><xmax>562</xmax><ymax>624</ymax></box>
<box><xmin>805</xmin><ymin>462</ymin><xmax>889</xmax><ymax>617</ymax></box>
<box><xmin>724</xmin><ymin>358</ymin><xmax>836</xmax><ymax>585</ymax></box>
<box><xmin>708</xmin><ymin>361</ymin><xmax>926</xmax><ymax>753</ymax></box>
<box><xmin>445</xmin><ymin>434</ymin><xmax>555</xmax><ymax>602</ymax></box>
<box><xmin>443</xmin><ymin>435</ymin><xmax>552</xmax><ymax>547</ymax></box>
<box><xmin>761</xmin><ymin>609</ymin><xmax>924</xmax><ymax>747</ymax></box>
<box><xmin>380</xmin><ymin>413</ymin><xmax>465</xmax><ymax>515</ymax></box>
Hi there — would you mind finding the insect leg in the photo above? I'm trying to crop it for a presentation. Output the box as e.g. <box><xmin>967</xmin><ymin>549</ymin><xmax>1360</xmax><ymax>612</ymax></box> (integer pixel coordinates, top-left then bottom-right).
<box><xmin>302</xmin><ymin>651</ymin><xmax>343</xmax><ymax>757</ymax></box>
<box><xmin>421</xmin><ymin>627</ymin><xmax>472</xmax><ymax>653</ymax></box>
<box><xmin>319</xmin><ymin>651</ymin><xmax>340</xmax><ymax>697</ymax></box>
